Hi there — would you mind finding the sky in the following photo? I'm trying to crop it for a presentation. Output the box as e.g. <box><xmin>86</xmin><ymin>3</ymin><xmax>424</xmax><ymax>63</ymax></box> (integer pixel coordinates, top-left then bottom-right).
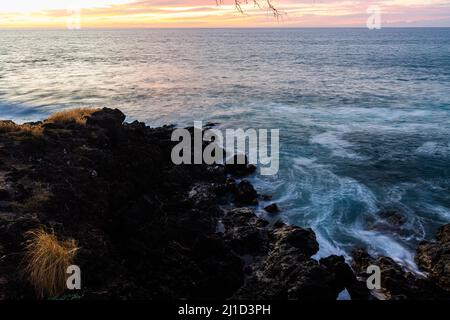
<box><xmin>0</xmin><ymin>0</ymin><xmax>449</xmax><ymax>28</ymax></box>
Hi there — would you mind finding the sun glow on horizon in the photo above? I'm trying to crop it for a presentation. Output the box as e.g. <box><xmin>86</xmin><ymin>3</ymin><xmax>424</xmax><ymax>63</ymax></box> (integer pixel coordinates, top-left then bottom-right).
<box><xmin>0</xmin><ymin>0</ymin><xmax>449</xmax><ymax>28</ymax></box>
<box><xmin>0</xmin><ymin>1</ymin><xmax>134</xmax><ymax>13</ymax></box>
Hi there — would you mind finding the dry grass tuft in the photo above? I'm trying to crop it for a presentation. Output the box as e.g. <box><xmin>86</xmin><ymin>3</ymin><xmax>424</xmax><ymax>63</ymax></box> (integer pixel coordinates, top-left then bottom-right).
<box><xmin>22</xmin><ymin>228</ymin><xmax>79</xmax><ymax>299</ymax></box>
<box><xmin>19</xmin><ymin>124</ymin><xmax>44</xmax><ymax>137</ymax></box>
<box><xmin>0</xmin><ymin>120</ymin><xmax>19</xmax><ymax>133</ymax></box>
<box><xmin>0</xmin><ymin>120</ymin><xmax>43</xmax><ymax>137</ymax></box>
<box><xmin>46</xmin><ymin>108</ymin><xmax>98</xmax><ymax>125</ymax></box>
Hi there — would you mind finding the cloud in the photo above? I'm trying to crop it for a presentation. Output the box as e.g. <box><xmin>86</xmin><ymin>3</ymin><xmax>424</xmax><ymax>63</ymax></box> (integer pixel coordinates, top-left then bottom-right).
<box><xmin>0</xmin><ymin>0</ymin><xmax>449</xmax><ymax>27</ymax></box>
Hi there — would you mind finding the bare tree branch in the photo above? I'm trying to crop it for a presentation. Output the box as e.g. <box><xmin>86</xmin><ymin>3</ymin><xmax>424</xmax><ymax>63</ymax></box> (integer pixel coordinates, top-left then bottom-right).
<box><xmin>265</xmin><ymin>0</ymin><xmax>281</xmax><ymax>19</ymax></box>
<box><xmin>216</xmin><ymin>0</ymin><xmax>282</xmax><ymax>18</ymax></box>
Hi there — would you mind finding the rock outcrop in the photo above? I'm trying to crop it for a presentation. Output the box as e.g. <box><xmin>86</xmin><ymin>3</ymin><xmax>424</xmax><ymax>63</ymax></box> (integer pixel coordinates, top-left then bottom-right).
<box><xmin>1</xmin><ymin>108</ymin><xmax>448</xmax><ymax>300</ymax></box>
<box><xmin>416</xmin><ymin>224</ymin><xmax>450</xmax><ymax>293</ymax></box>
<box><xmin>0</xmin><ymin>108</ymin><xmax>354</xmax><ymax>300</ymax></box>
<box><xmin>220</xmin><ymin>208</ymin><xmax>365</xmax><ymax>300</ymax></box>
<box><xmin>352</xmin><ymin>246</ymin><xmax>450</xmax><ymax>300</ymax></box>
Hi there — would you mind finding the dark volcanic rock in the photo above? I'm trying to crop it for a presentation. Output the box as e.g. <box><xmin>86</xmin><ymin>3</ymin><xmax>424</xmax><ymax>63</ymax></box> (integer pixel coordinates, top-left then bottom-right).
<box><xmin>222</xmin><ymin>208</ymin><xmax>269</xmax><ymax>255</ymax></box>
<box><xmin>379</xmin><ymin>209</ymin><xmax>407</xmax><ymax>226</ymax></box>
<box><xmin>319</xmin><ymin>255</ymin><xmax>370</xmax><ymax>300</ymax></box>
<box><xmin>86</xmin><ymin>108</ymin><xmax>126</xmax><ymax>144</ymax></box>
<box><xmin>234</xmin><ymin>180</ymin><xmax>258</xmax><ymax>206</ymax></box>
<box><xmin>352</xmin><ymin>248</ymin><xmax>450</xmax><ymax>300</ymax></box>
<box><xmin>225</xmin><ymin>154</ymin><xmax>257</xmax><ymax>176</ymax></box>
<box><xmin>264</xmin><ymin>203</ymin><xmax>280</xmax><ymax>214</ymax></box>
<box><xmin>1</xmin><ymin>108</ymin><xmax>350</xmax><ymax>300</ymax></box>
<box><xmin>366</xmin><ymin>209</ymin><xmax>407</xmax><ymax>231</ymax></box>
<box><xmin>279</xmin><ymin>226</ymin><xmax>319</xmax><ymax>256</ymax></box>
<box><xmin>416</xmin><ymin>224</ymin><xmax>450</xmax><ymax>292</ymax></box>
<box><xmin>225</xmin><ymin>208</ymin><xmax>356</xmax><ymax>300</ymax></box>
<box><xmin>86</xmin><ymin>108</ymin><xmax>125</xmax><ymax>129</ymax></box>
<box><xmin>1</xmin><ymin>108</ymin><xmax>448</xmax><ymax>301</ymax></box>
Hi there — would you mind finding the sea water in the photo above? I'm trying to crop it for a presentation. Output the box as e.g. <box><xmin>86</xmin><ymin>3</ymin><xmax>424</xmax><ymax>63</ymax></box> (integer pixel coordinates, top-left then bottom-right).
<box><xmin>1</xmin><ymin>28</ymin><xmax>449</xmax><ymax>268</ymax></box>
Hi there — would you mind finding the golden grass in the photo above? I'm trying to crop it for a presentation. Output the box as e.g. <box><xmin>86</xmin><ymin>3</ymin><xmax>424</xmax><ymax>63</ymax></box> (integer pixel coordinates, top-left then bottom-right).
<box><xmin>0</xmin><ymin>108</ymin><xmax>99</xmax><ymax>137</ymax></box>
<box><xmin>0</xmin><ymin>120</ymin><xmax>43</xmax><ymax>137</ymax></box>
<box><xmin>22</xmin><ymin>228</ymin><xmax>79</xmax><ymax>299</ymax></box>
<box><xmin>46</xmin><ymin>108</ymin><xmax>98</xmax><ymax>125</ymax></box>
<box><xmin>0</xmin><ymin>120</ymin><xmax>18</xmax><ymax>133</ymax></box>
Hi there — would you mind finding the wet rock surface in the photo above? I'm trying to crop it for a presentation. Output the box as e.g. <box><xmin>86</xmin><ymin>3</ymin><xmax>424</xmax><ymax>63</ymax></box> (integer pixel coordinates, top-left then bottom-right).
<box><xmin>264</xmin><ymin>203</ymin><xmax>280</xmax><ymax>214</ymax></box>
<box><xmin>234</xmin><ymin>180</ymin><xmax>258</xmax><ymax>206</ymax></box>
<box><xmin>0</xmin><ymin>108</ymin><xmax>352</xmax><ymax>300</ymax></box>
<box><xmin>0</xmin><ymin>108</ymin><xmax>448</xmax><ymax>300</ymax></box>
<box><xmin>224</xmin><ymin>154</ymin><xmax>257</xmax><ymax>177</ymax></box>
<box><xmin>230</xmin><ymin>218</ymin><xmax>361</xmax><ymax>300</ymax></box>
<box><xmin>416</xmin><ymin>224</ymin><xmax>450</xmax><ymax>293</ymax></box>
<box><xmin>366</xmin><ymin>209</ymin><xmax>409</xmax><ymax>234</ymax></box>
<box><xmin>352</xmin><ymin>245</ymin><xmax>450</xmax><ymax>300</ymax></box>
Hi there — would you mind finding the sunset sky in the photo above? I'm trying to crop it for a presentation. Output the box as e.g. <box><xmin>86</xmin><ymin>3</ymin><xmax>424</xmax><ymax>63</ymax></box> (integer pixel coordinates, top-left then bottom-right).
<box><xmin>0</xmin><ymin>0</ymin><xmax>449</xmax><ymax>28</ymax></box>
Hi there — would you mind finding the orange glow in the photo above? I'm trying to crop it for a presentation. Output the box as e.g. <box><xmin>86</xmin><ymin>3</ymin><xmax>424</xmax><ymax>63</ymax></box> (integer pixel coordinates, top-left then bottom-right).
<box><xmin>0</xmin><ymin>1</ymin><xmax>449</xmax><ymax>28</ymax></box>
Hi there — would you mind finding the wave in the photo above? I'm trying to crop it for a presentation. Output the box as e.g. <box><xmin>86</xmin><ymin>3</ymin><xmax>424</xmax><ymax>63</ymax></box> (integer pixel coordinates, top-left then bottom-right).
<box><xmin>349</xmin><ymin>229</ymin><xmax>421</xmax><ymax>274</ymax></box>
<box><xmin>310</xmin><ymin>131</ymin><xmax>368</xmax><ymax>160</ymax></box>
<box><xmin>255</xmin><ymin>152</ymin><xmax>430</xmax><ymax>272</ymax></box>
<box><xmin>423</xmin><ymin>204</ymin><xmax>450</xmax><ymax>222</ymax></box>
<box><xmin>416</xmin><ymin>141</ymin><xmax>450</xmax><ymax>157</ymax></box>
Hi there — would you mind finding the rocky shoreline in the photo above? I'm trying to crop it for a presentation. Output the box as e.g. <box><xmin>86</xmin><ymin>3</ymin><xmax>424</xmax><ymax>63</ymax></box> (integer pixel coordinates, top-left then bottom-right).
<box><xmin>0</xmin><ymin>108</ymin><xmax>448</xmax><ymax>300</ymax></box>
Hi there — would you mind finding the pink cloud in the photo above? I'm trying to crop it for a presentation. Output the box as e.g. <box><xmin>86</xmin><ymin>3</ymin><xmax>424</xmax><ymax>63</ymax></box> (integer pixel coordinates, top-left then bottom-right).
<box><xmin>1</xmin><ymin>0</ymin><xmax>449</xmax><ymax>27</ymax></box>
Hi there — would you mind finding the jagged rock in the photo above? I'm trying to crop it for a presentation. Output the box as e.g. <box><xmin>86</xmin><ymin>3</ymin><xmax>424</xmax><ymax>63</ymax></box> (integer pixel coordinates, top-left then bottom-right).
<box><xmin>225</xmin><ymin>154</ymin><xmax>256</xmax><ymax>176</ymax></box>
<box><xmin>366</xmin><ymin>209</ymin><xmax>409</xmax><ymax>235</ymax></box>
<box><xmin>225</xmin><ymin>208</ymin><xmax>353</xmax><ymax>300</ymax></box>
<box><xmin>234</xmin><ymin>180</ymin><xmax>258</xmax><ymax>206</ymax></box>
<box><xmin>2</xmin><ymin>108</ymin><xmax>448</xmax><ymax>301</ymax></box>
<box><xmin>86</xmin><ymin>108</ymin><xmax>125</xmax><ymax>129</ymax></box>
<box><xmin>234</xmin><ymin>237</ymin><xmax>347</xmax><ymax>299</ymax></box>
<box><xmin>437</xmin><ymin>224</ymin><xmax>450</xmax><ymax>243</ymax></box>
<box><xmin>124</xmin><ymin>120</ymin><xmax>147</xmax><ymax>134</ymax></box>
<box><xmin>0</xmin><ymin>109</ymin><xmax>266</xmax><ymax>300</ymax></box>
<box><xmin>352</xmin><ymin>248</ymin><xmax>450</xmax><ymax>300</ymax></box>
<box><xmin>222</xmin><ymin>208</ymin><xmax>269</xmax><ymax>255</ymax></box>
<box><xmin>224</xmin><ymin>177</ymin><xmax>237</xmax><ymax>193</ymax></box>
<box><xmin>319</xmin><ymin>255</ymin><xmax>368</xmax><ymax>299</ymax></box>
<box><xmin>272</xmin><ymin>225</ymin><xmax>319</xmax><ymax>257</ymax></box>
<box><xmin>86</xmin><ymin>108</ymin><xmax>125</xmax><ymax>143</ymax></box>
<box><xmin>416</xmin><ymin>224</ymin><xmax>450</xmax><ymax>292</ymax></box>
<box><xmin>188</xmin><ymin>183</ymin><xmax>218</xmax><ymax>210</ymax></box>
<box><xmin>379</xmin><ymin>209</ymin><xmax>407</xmax><ymax>226</ymax></box>
<box><xmin>264</xmin><ymin>203</ymin><xmax>280</xmax><ymax>214</ymax></box>
<box><xmin>261</xmin><ymin>194</ymin><xmax>272</xmax><ymax>201</ymax></box>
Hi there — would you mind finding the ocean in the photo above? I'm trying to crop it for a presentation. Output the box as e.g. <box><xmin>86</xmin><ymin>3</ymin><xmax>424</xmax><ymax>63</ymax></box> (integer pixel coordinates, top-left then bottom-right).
<box><xmin>1</xmin><ymin>28</ymin><xmax>449</xmax><ymax>269</ymax></box>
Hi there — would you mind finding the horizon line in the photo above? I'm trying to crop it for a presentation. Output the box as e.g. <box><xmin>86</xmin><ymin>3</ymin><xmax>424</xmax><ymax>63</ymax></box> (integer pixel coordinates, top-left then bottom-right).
<box><xmin>2</xmin><ymin>26</ymin><xmax>450</xmax><ymax>31</ymax></box>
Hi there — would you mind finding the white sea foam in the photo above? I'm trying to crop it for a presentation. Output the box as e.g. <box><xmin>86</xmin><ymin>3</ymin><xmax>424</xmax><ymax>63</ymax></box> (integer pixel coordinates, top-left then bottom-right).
<box><xmin>292</xmin><ymin>156</ymin><xmax>317</xmax><ymax>167</ymax></box>
<box><xmin>310</xmin><ymin>131</ymin><xmax>367</xmax><ymax>160</ymax></box>
<box><xmin>351</xmin><ymin>229</ymin><xmax>421</xmax><ymax>274</ymax></box>
<box><xmin>283</xmin><ymin>158</ymin><xmax>431</xmax><ymax>273</ymax></box>
<box><xmin>292</xmin><ymin>156</ymin><xmax>327</xmax><ymax>170</ymax></box>
<box><xmin>423</xmin><ymin>204</ymin><xmax>450</xmax><ymax>221</ymax></box>
<box><xmin>312</xmin><ymin>233</ymin><xmax>350</xmax><ymax>261</ymax></box>
<box><xmin>416</xmin><ymin>141</ymin><xmax>450</xmax><ymax>157</ymax></box>
<box><xmin>385</xmin><ymin>183</ymin><xmax>418</xmax><ymax>203</ymax></box>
